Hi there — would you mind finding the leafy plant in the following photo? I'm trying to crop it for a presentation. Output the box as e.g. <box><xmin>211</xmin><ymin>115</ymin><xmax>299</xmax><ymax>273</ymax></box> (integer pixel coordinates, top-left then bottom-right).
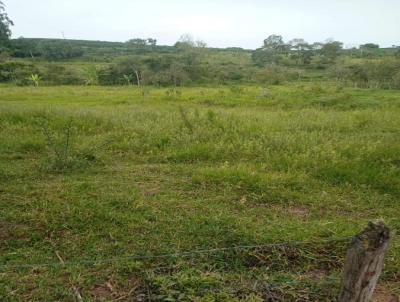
<box><xmin>123</xmin><ymin>74</ymin><xmax>133</xmax><ymax>85</ymax></box>
<box><xmin>27</xmin><ymin>73</ymin><xmax>41</xmax><ymax>87</ymax></box>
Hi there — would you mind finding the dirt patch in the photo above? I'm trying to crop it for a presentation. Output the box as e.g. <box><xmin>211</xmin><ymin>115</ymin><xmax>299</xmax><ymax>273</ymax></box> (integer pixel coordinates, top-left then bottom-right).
<box><xmin>90</xmin><ymin>284</ymin><xmax>111</xmax><ymax>299</ymax></box>
<box><xmin>309</xmin><ymin>268</ymin><xmax>328</xmax><ymax>280</ymax></box>
<box><xmin>0</xmin><ymin>220</ymin><xmax>11</xmax><ymax>240</ymax></box>
<box><xmin>127</xmin><ymin>276</ymin><xmax>141</xmax><ymax>291</ymax></box>
<box><xmin>248</xmin><ymin>202</ymin><xmax>310</xmax><ymax>216</ymax></box>
<box><xmin>89</xmin><ymin>277</ymin><xmax>147</xmax><ymax>301</ymax></box>
<box><xmin>270</xmin><ymin>205</ymin><xmax>310</xmax><ymax>216</ymax></box>
<box><xmin>287</xmin><ymin>206</ymin><xmax>309</xmax><ymax>216</ymax></box>
<box><xmin>0</xmin><ymin>220</ymin><xmax>30</xmax><ymax>240</ymax></box>
<box><xmin>137</xmin><ymin>182</ymin><xmax>162</xmax><ymax>197</ymax></box>
<box><xmin>373</xmin><ymin>285</ymin><xmax>399</xmax><ymax>302</ymax></box>
<box><xmin>0</xmin><ymin>227</ymin><xmax>10</xmax><ymax>240</ymax></box>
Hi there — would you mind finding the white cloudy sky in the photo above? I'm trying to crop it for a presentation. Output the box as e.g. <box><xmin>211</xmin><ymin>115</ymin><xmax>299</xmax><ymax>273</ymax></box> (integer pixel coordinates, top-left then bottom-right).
<box><xmin>5</xmin><ymin>0</ymin><xmax>400</xmax><ymax>48</ymax></box>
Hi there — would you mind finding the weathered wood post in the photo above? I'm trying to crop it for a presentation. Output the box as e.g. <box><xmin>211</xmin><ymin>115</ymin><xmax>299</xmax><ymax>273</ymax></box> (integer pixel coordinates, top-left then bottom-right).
<box><xmin>338</xmin><ymin>220</ymin><xmax>391</xmax><ymax>302</ymax></box>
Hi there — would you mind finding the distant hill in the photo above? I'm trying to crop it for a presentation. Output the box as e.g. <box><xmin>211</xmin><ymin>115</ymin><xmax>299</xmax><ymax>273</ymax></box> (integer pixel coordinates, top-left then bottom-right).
<box><xmin>10</xmin><ymin>38</ymin><xmax>250</xmax><ymax>60</ymax></box>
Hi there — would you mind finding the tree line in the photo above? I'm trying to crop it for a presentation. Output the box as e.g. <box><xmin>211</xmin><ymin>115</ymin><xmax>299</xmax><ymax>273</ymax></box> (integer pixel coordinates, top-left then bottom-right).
<box><xmin>1</xmin><ymin>2</ymin><xmax>400</xmax><ymax>89</ymax></box>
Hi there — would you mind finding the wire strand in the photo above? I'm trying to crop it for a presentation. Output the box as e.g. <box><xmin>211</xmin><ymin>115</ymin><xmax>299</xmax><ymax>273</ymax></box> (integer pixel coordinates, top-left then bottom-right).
<box><xmin>0</xmin><ymin>237</ymin><xmax>351</xmax><ymax>270</ymax></box>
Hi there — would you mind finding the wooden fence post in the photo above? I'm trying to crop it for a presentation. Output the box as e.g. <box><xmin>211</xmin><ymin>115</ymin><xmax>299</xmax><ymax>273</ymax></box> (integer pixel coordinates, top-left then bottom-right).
<box><xmin>338</xmin><ymin>220</ymin><xmax>391</xmax><ymax>302</ymax></box>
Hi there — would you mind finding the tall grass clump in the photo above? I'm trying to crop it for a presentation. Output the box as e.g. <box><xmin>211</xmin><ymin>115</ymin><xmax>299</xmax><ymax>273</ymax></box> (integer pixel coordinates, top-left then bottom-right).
<box><xmin>40</xmin><ymin>118</ymin><xmax>100</xmax><ymax>173</ymax></box>
<box><xmin>178</xmin><ymin>106</ymin><xmax>194</xmax><ymax>133</ymax></box>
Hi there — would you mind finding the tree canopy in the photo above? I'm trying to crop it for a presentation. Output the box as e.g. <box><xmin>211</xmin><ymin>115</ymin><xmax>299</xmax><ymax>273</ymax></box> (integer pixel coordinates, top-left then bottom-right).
<box><xmin>360</xmin><ymin>43</ymin><xmax>379</xmax><ymax>49</ymax></box>
<box><xmin>263</xmin><ymin>35</ymin><xmax>287</xmax><ymax>52</ymax></box>
<box><xmin>0</xmin><ymin>1</ymin><xmax>13</xmax><ymax>48</ymax></box>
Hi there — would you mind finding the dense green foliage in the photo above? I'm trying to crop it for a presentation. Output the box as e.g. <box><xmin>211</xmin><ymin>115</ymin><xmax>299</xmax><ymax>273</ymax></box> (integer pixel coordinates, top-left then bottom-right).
<box><xmin>332</xmin><ymin>58</ymin><xmax>400</xmax><ymax>89</ymax></box>
<box><xmin>1</xmin><ymin>35</ymin><xmax>399</xmax><ymax>88</ymax></box>
<box><xmin>1</xmin><ymin>84</ymin><xmax>399</xmax><ymax>300</ymax></box>
<box><xmin>10</xmin><ymin>37</ymin><xmax>176</xmax><ymax>59</ymax></box>
<box><xmin>0</xmin><ymin>1</ymin><xmax>13</xmax><ymax>50</ymax></box>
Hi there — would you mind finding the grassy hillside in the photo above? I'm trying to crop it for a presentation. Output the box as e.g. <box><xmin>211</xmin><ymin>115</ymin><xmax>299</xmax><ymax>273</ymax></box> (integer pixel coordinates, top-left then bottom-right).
<box><xmin>1</xmin><ymin>84</ymin><xmax>399</xmax><ymax>301</ymax></box>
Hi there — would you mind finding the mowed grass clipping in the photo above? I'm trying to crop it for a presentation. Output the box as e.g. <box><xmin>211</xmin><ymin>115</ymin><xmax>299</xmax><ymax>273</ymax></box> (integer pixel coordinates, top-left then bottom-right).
<box><xmin>0</xmin><ymin>84</ymin><xmax>399</xmax><ymax>301</ymax></box>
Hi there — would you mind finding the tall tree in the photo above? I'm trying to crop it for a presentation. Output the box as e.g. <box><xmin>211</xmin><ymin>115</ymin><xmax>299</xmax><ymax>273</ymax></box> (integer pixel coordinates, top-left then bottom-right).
<box><xmin>174</xmin><ymin>33</ymin><xmax>196</xmax><ymax>50</ymax></box>
<box><xmin>0</xmin><ymin>1</ymin><xmax>13</xmax><ymax>48</ymax></box>
<box><xmin>359</xmin><ymin>43</ymin><xmax>380</xmax><ymax>58</ymax></box>
<box><xmin>252</xmin><ymin>35</ymin><xmax>289</xmax><ymax>66</ymax></box>
<box><xmin>263</xmin><ymin>35</ymin><xmax>287</xmax><ymax>52</ymax></box>
<box><xmin>288</xmin><ymin>38</ymin><xmax>307</xmax><ymax>50</ymax></box>
<box><xmin>126</xmin><ymin>38</ymin><xmax>148</xmax><ymax>48</ymax></box>
<box><xmin>146</xmin><ymin>38</ymin><xmax>157</xmax><ymax>46</ymax></box>
<box><xmin>321</xmin><ymin>41</ymin><xmax>343</xmax><ymax>62</ymax></box>
<box><xmin>360</xmin><ymin>43</ymin><xmax>379</xmax><ymax>49</ymax></box>
<box><xmin>289</xmin><ymin>38</ymin><xmax>312</xmax><ymax>65</ymax></box>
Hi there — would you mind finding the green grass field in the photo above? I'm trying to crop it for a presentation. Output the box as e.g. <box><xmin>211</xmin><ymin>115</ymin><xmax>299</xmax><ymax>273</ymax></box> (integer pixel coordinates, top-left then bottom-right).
<box><xmin>1</xmin><ymin>84</ymin><xmax>399</xmax><ymax>301</ymax></box>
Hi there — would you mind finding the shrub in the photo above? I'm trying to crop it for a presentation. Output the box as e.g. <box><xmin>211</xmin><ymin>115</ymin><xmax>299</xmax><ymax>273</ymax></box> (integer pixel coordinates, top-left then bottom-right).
<box><xmin>41</xmin><ymin>64</ymin><xmax>85</xmax><ymax>85</ymax></box>
<box><xmin>0</xmin><ymin>61</ymin><xmax>39</xmax><ymax>84</ymax></box>
<box><xmin>331</xmin><ymin>59</ymin><xmax>400</xmax><ymax>89</ymax></box>
<box><xmin>40</xmin><ymin>118</ymin><xmax>101</xmax><ymax>173</ymax></box>
<box><xmin>253</xmin><ymin>64</ymin><xmax>301</xmax><ymax>84</ymax></box>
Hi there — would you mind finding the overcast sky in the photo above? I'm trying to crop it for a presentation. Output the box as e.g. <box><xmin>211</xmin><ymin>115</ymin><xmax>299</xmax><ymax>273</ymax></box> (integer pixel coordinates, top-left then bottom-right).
<box><xmin>5</xmin><ymin>0</ymin><xmax>400</xmax><ymax>49</ymax></box>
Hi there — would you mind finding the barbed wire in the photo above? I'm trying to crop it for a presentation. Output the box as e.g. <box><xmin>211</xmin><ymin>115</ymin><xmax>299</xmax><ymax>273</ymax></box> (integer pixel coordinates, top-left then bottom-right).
<box><xmin>0</xmin><ymin>237</ymin><xmax>351</xmax><ymax>271</ymax></box>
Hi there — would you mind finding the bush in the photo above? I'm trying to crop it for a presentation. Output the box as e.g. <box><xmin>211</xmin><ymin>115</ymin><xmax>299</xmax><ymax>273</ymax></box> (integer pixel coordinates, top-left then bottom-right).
<box><xmin>98</xmin><ymin>57</ymin><xmax>144</xmax><ymax>85</ymax></box>
<box><xmin>41</xmin><ymin>64</ymin><xmax>84</xmax><ymax>85</ymax></box>
<box><xmin>99</xmin><ymin>56</ymin><xmax>194</xmax><ymax>86</ymax></box>
<box><xmin>0</xmin><ymin>61</ymin><xmax>39</xmax><ymax>85</ymax></box>
<box><xmin>392</xmin><ymin>70</ymin><xmax>400</xmax><ymax>89</ymax></box>
<box><xmin>331</xmin><ymin>59</ymin><xmax>400</xmax><ymax>89</ymax></box>
<box><xmin>253</xmin><ymin>65</ymin><xmax>302</xmax><ymax>84</ymax></box>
